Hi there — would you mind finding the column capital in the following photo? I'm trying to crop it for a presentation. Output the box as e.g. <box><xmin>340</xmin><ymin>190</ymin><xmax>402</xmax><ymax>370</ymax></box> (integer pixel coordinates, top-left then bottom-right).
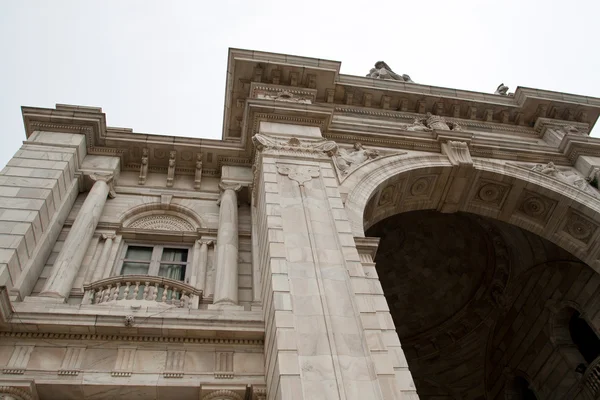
<box><xmin>197</xmin><ymin>239</ymin><xmax>214</xmax><ymax>247</ymax></box>
<box><xmin>217</xmin><ymin>183</ymin><xmax>242</xmax><ymax>206</ymax></box>
<box><xmin>101</xmin><ymin>233</ymin><xmax>117</xmax><ymax>241</ymax></box>
<box><xmin>218</xmin><ymin>182</ymin><xmax>242</xmax><ymax>192</ymax></box>
<box><xmin>89</xmin><ymin>173</ymin><xmax>117</xmax><ymax>198</ymax></box>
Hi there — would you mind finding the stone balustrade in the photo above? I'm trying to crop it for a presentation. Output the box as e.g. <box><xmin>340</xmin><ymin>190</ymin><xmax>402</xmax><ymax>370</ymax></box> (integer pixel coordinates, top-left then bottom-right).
<box><xmin>82</xmin><ymin>275</ymin><xmax>202</xmax><ymax>308</ymax></box>
<box><xmin>582</xmin><ymin>356</ymin><xmax>600</xmax><ymax>399</ymax></box>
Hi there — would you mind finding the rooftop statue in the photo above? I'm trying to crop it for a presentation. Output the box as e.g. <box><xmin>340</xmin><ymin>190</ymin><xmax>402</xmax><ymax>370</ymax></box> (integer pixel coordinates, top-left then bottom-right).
<box><xmin>367</xmin><ymin>61</ymin><xmax>414</xmax><ymax>83</ymax></box>
<box><xmin>494</xmin><ymin>83</ymin><xmax>509</xmax><ymax>95</ymax></box>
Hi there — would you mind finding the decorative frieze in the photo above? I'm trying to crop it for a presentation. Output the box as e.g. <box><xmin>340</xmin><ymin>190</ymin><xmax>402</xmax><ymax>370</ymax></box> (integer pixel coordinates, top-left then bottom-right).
<box><xmin>164</xmin><ymin>350</ymin><xmax>185</xmax><ymax>378</ymax></box>
<box><xmin>0</xmin><ymin>332</ymin><xmax>263</xmax><ymax>346</ymax></box>
<box><xmin>111</xmin><ymin>347</ymin><xmax>135</xmax><ymax>377</ymax></box>
<box><xmin>58</xmin><ymin>347</ymin><xmax>85</xmax><ymax>376</ymax></box>
<box><xmin>2</xmin><ymin>346</ymin><xmax>33</xmax><ymax>375</ymax></box>
<box><xmin>214</xmin><ymin>351</ymin><xmax>234</xmax><ymax>379</ymax></box>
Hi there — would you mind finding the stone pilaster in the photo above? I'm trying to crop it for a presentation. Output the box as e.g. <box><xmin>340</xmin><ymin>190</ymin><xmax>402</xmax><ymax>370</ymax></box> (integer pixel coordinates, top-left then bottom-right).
<box><xmin>212</xmin><ymin>183</ymin><xmax>242</xmax><ymax>307</ymax></box>
<box><xmin>93</xmin><ymin>233</ymin><xmax>116</xmax><ymax>282</ymax></box>
<box><xmin>193</xmin><ymin>240</ymin><xmax>212</xmax><ymax>292</ymax></box>
<box><xmin>253</xmin><ymin>131</ymin><xmax>417</xmax><ymax>399</ymax></box>
<box><xmin>39</xmin><ymin>173</ymin><xmax>115</xmax><ymax>300</ymax></box>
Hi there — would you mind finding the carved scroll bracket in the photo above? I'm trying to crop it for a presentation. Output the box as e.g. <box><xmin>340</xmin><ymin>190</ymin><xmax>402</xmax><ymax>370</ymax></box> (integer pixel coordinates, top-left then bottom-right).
<box><xmin>441</xmin><ymin>140</ymin><xmax>473</xmax><ymax>168</ymax></box>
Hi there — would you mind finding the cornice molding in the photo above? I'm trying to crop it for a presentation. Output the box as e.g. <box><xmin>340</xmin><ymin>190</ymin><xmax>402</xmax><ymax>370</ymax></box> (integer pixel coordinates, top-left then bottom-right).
<box><xmin>0</xmin><ymin>331</ymin><xmax>263</xmax><ymax>346</ymax></box>
<box><xmin>333</xmin><ymin>107</ymin><xmax>539</xmax><ymax>136</ymax></box>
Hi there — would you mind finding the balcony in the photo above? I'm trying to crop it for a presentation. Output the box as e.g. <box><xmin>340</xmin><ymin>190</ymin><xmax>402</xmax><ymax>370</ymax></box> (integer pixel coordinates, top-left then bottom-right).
<box><xmin>82</xmin><ymin>275</ymin><xmax>202</xmax><ymax>309</ymax></box>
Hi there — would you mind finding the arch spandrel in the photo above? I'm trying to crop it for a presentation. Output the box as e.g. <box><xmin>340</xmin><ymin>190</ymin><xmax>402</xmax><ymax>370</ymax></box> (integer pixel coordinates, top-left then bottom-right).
<box><xmin>340</xmin><ymin>153</ymin><xmax>600</xmax><ymax>268</ymax></box>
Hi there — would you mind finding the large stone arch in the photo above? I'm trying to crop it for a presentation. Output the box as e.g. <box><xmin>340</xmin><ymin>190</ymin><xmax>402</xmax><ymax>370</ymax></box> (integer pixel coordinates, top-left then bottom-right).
<box><xmin>341</xmin><ymin>153</ymin><xmax>600</xmax><ymax>269</ymax></box>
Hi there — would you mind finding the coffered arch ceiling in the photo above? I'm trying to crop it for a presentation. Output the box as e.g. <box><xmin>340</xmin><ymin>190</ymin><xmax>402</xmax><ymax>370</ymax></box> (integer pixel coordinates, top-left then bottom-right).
<box><xmin>366</xmin><ymin>210</ymin><xmax>593</xmax><ymax>399</ymax></box>
<box><xmin>341</xmin><ymin>153</ymin><xmax>600</xmax><ymax>269</ymax></box>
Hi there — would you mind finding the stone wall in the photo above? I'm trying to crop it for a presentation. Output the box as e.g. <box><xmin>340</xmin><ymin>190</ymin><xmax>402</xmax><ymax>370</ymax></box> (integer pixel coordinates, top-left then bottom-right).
<box><xmin>0</xmin><ymin>131</ymin><xmax>85</xmax><ymax>301</ymax></box>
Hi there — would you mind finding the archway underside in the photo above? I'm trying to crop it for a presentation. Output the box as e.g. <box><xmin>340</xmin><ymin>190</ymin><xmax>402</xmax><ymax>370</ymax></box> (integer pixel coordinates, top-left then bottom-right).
<box><xmin>367</xmin><ymin>210</ymin><xmax>600</xmax><ymax>400</ymax></box>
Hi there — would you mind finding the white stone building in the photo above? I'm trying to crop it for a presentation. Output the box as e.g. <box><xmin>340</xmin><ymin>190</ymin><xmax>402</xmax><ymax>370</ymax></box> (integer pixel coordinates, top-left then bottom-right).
<box><xmin>0</xmin><ymin>49</ymin><xmax>600</xmax><ymax>399</ymax></box>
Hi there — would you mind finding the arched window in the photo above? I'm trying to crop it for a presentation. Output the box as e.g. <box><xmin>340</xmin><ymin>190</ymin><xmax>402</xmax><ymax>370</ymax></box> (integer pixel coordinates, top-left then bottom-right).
<box><xmin>569</xmin><ymin>311</ymin><xmax>600</xmax><ymax>364</ymax></box>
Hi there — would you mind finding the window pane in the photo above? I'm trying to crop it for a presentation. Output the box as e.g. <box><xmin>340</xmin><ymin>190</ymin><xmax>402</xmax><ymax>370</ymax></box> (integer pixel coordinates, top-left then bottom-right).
<box><xmin>121</xmin><ymin>262</ymin><xmax>150</xmax><ymax>275</ymax></box>
<box><xmin>125</xmin><ymin>246</ymin><xmax>152</xmax><ymax>261</ymax></box>
<box><xmin>161</xmin><ymin>248</ymin><xmax>188</xmax><ymax>263</ymax></box>
<box><xmin>158</xmin><ymin>264</ymin><xmax>186</xmax><ymax>281</ymax></box>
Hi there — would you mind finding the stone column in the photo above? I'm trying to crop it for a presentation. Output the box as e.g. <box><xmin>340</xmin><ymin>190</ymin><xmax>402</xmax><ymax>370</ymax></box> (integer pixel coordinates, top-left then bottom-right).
<box><xmin>39</xmin><ymin>173</ymin><xmax>115</xmax><ymax>300</ymax></box>
<box><xmin>212</xmin><ymin>183</ymin><xmax>241</xmax><ymax>307</ymax></box>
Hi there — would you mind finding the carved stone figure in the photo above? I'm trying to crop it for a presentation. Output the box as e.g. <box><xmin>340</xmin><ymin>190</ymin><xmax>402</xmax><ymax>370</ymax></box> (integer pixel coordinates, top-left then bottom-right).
<box><xmin>138</xmin><ymin>148</ymin><xmax>148</xmax><ymax>185</ymax></box>
<box><xmin>587</xmin><ymin>167</ymin><xmax>599</xmax><ymax>189</ymax></box>
<box><xmin>405</xmin><ymin>113</ymin><xmax>461</xmax><ymax>132</ymax></box>
<box><xmin>406</xmin><ymin>118</ymin><xmax>432</xmax><ymax>132</ymax></box>
<box><xmin>532</xmin><ymin>162</ymin><xmax>599</xmax><ymax>197</ymax></box>
<box><xmin>166</xmin><ymin>151</ymin><xmax>176</xmax><ymax>188</ymax></box>
<box><xmin>426</xmin><ymin>113</ymin><xmax>450</xmax><ymax>130</ymax></box>
<box><xmin>367</xmin><ymin>61</ymin><xmax>414</xmax><ymax>83</ymax></box>
<box><xmin>332</xmin><ymin>142</ymin><xmax>379</xmax><ymax>175</ymax></box>
<box><xmin>194</xmin><ymin>153</ymin><xmax>203</xmax><ymax>190</ymax></box>
<box><xmin>494</xmin><ymin>83</ymin><xmax>509</xmax><ymax>95</ymax></box>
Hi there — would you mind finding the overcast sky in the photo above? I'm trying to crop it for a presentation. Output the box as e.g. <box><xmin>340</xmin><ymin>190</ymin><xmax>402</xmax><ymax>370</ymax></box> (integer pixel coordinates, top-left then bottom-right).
<box><xmin>1</xmin><ymin>1</ymin><xmax>598</xmax><ymax>167</ymax></box>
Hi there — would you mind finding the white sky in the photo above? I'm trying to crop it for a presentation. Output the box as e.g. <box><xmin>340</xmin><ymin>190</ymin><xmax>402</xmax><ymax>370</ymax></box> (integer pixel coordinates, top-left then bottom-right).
<box><xmin>1</xmin><ymin>0</ymin><xmax>599</xmax><ymax>167</ymax></box>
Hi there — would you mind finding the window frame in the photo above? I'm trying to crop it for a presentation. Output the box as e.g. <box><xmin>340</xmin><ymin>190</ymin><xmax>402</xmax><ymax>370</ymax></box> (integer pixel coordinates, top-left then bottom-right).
<box><xmin>116</xmin><ymin>242</ymin><xmax>192</xmax><ymax>283</ymax></box>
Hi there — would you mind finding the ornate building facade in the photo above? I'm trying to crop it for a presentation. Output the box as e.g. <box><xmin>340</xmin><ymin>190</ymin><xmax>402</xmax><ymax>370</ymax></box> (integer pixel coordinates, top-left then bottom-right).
<box><xmin>0</xmin><ymin>49</ymin><xmax>600</xmax><ymax>399</ymax></box>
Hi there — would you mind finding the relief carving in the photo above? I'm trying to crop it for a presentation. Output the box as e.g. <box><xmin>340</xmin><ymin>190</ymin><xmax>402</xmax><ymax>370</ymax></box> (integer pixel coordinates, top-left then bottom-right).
<box><xmin>532</xmin><ymin>162</ymin><xmax>599</xmax><ymax>197</ymax></box>
<box><xmin>259</xmin><ymin>90</ymin><xmax>312</xmax><ymax>104</ymax></box>
<box><xmin>408</xmin><ymin>175</ymin><xmax>437</xmax><ymax>199</ymax></box>
<box><xmin>473</xmin><ymin>180</ymin><xmax>510</xmax><ymax>207</ymax></box>
<box><xmin>128</xmin><ymin>215</ymin><xmax>195</xmax><ymax>231</ymax></box>
<box><xmin>331</xmin><ymin>142</ymin><xmax>379</xmax><ymax>176</ymax></box>
<box><xmin>0</xmin><ymin>387</ymin><xmax>34</xmax><ymax>400</ymax></box>
<box><xmin>202</xmin><ymin>390</ymin><xmax>243</xmax><ymax>400</ymax></box>
<box><xmin>406</xmin><ymin>113</ymin><xmax>461</xmax><ymax>132</ymax></box>
<box><xmin>276</xmin><ymin>164</ymin><xmax>320</xmax><ymax>186</ymax></box>
<box><xmin>516</xmin><ymin>190</ymin><xmax>557</xmax><ymax>223</ymax></box>
<box><xmin>252</xmin><ymin>133</ymin><xmax>337</xmax><ymax>155</ymax></box>
<box><xmin>563</xmin><ymin>210</ymin><xmax>598</xmax><ymax>245</ymax></box>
